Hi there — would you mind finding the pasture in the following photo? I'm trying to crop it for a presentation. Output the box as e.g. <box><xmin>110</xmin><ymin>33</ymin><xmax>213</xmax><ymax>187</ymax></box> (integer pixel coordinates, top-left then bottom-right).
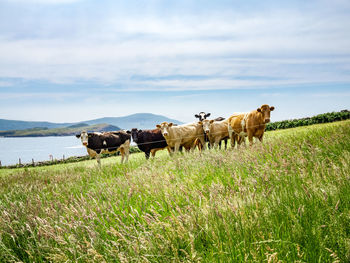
<box><xmin>0</xmin><ymin>120</ymin><xmax>349</xmax><ymax>262</ymax></box>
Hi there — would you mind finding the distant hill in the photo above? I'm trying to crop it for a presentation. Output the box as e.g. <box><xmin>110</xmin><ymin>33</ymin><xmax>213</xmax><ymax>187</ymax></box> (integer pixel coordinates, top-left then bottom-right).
<box><xmin>0</xmin><ymin>119</ymin><xmax>72</xmax><ymax>131</ymax></box>
<box><xmin>0</xmin><ymin>113</ymin><xmax>183</xmax><ymax>132</ymax></box>
<box><xmin>84</xmin><ymin>113</ymin><xmax>184</xmax><ymax>130</ymax></box>
<box><xmin>67</xmin><ymin>123</ymin><xmax>89</xmax><ymax>128</ymax></box>
<box><xmin>0</xmin><ymin>123</ymin><xmax>121</xmax><ymax>137</ymax></box>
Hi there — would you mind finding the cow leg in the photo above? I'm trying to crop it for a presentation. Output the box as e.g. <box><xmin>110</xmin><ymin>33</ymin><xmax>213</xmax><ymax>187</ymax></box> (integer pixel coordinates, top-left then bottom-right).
<box><xmin>247</xmin><ymin>131</ymin><xmax>254</xmax><ymax>146</ymax></box>
<box><xmin>258</xmin><ymin>134</ymin><xmax>264</xmax><ymax>143</ymax></box>
<box><xmin>236</xmin><ymin>135</ymin><xmax>242</xmax><ymax>148</ymax></box>
<box><xmin>228</xmin><ymin>125</ymin><xmax>235</xmax><ymax>148</ymax></box>
<box><xmin>125</xmin><ymin>148</ymin><xmax>130</xmax><ymax>163</ymax></box>
<box><xmin>224</xmin><ymin>139</ymin><xmax>228</xmax><ymax>150</ymax></box>
<box><xmin>145</xmin><ymin>151</ymin><xmax>150</xmax><ymax>159</ymax></box>
<box><xmin>231</xmin><ymin>134</ymin><xmax>237</xmax><ymax>149</ymax></box>
<box><xmin>119</xmin><ymin>148</ymin><xmax>125</xmax><ymax>163</ymax></box>
<box><xmin>96</xmin><ymin>155</ymin><xmax>101</xmax><ymax>168</ymax></box>
<box><xmin>174</xmin><ymin>143</ymin><xmax>181</xmax><ymax>153</ymax></box>
<box><xmin>199</xmin><ymin>137</ymin><xmax>206</xmax><ymax>151</ymax></box>
<box><xmin>215</xmin><ymin>139</ymin><xmax>222</xmax><ymax>149</ymax></box>
<box><xmin>151</xmin><ymin>149</ymin><xmax>156</xmax><ymax>158</ymax></box>
<box><xmin>166</xmin><ymin>146</ymin><xmax>172</xmax><ymax>156</ymax></box>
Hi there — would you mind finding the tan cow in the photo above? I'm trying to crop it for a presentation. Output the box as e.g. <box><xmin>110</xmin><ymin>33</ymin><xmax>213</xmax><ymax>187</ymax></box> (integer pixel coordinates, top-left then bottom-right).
<box><xmin>201</xmin><ymin>119</ymin><xmax>230</xmax><ymax>149</ymax></box>
<box><xmin>156</xmin><ymin>122</ymin><xmax>206</xmax><ymax>154</ymax></box>
<box><xmin>227</xmin><ymin>104</ymin><xmax>275</xmax><ymax>147</ymax></box>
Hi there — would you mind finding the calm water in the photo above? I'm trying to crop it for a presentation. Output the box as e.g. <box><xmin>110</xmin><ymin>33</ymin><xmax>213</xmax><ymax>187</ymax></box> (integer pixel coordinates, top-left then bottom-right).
<box><xmin>0</xmin><ymin>136</ymin><xmax>87</xmax><ymax>166</ymax></box>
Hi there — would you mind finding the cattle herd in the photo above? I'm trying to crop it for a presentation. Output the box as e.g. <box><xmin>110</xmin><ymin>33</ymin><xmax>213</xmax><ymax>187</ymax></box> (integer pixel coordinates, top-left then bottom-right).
<box><xmin>76</xmin><ymin>104</ymin><xmax>275</xmax><ymax>166</ymax></box>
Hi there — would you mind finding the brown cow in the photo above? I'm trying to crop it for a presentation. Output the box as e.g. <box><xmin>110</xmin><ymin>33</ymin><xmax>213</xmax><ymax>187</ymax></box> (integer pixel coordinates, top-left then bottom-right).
<box><xmin>227</xmin><ymin>104</ymin><xmax>275</xmax><ymax>147</ymax></box>
<box><xmin>131</xmin><ymin>128</ymin><xmax>170</xmax><ymax>159</ymax></box>
<box><xmin>156</xmin><ymin>122</ymin><xmax>205</xmax><ymax>154</ymax></box>
<box><xmin>201</xmin><ymin>119</ymin><xmax>230</xmax><ymax>149</ymax></box>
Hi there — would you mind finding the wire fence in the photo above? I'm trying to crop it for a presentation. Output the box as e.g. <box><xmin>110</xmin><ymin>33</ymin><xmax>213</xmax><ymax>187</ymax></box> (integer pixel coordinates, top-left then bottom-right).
<box><xmin>4</xmin><ymin>112</ymin><xmax>345</xmax><ymax>168</ymax></box>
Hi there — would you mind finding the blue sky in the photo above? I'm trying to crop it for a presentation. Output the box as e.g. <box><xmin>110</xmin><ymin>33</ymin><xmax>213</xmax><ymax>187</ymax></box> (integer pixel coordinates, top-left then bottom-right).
<box><xmin>0</xmin><ymin>0</ymin><xmax>349</xmax><ymax>123</ymax></box>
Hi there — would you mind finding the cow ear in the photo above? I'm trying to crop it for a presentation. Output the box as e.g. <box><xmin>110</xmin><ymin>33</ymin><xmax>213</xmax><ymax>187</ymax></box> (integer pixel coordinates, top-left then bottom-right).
<box><xmin>210</xmin><ymin>120</ymin><xmax>214</xmax><ymax>123</ymax></box>
<box><xmin>138</xmin><ymin>129</ymin><xmax>142</xmax><ymax>133</ymax></box>
<box><xmin>195</xmin><ymin>114</ymin><xmax>199</xmax><ymax>118</ymax></box>
<box><xmin>156</xmin><ymin>125</ymin><xmax>161</xmax><ymax>128</ymax></box>
<box><xmin>270</xmin><ymin>106</ymin><xmax>275</xmax><ymax>111</ymax></box>
<box><xmin>126</xmin><ymin>130</ymin><xmax>131</xmax><ymax>134</ymax></box>
<box><xmin>257</xmin><ymin>108</ymin><xmax>261</xmax><ymax>112</ymax></box>
<box><xmin>88</xmin><ymin>134</ymin><xmax>92</xmax><ymax>137</ymax></box>
<box><xmin>75</xmin><ymin>134</ymin><xmax>81</xmax><ymax>138</ymax></box>
<box><xmin>205</xmin><ymin>113</ymin><xmax>211</xmax><ymax>118</ymax></box>
<box><xmin>168</xmin><ymin>122</ymin><xmax>173</xmax><ymax>127</ymax></box>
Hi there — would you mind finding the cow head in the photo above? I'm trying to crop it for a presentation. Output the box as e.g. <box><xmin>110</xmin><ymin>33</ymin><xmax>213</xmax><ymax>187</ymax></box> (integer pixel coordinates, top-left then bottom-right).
<box><xmin>201</xmin><ymin>119</ymin><xmax>214</xmax><ymax>135</ymax></box>
<box><xmin>156</xmin><ymin>122</ymin><xmax>173</xmax><ymax>137</ymax></box>
<box><xmin>195</xmin><ymin>112</ymin><xmax>211</xmax><ymax>121</ymax></box>
<box><xmin>257</xmin><ymin>104</ymin><xmax>275</xmax><ymax>123</ymax></box>
<box><xmin>131</xmin><ymin>128</ymin><xmax>139</xmax><ymax>143</ymax></box>
<box><xmin>76</xmin><ymin>131</ymin><xmax>89</xmax><ymax>146</ymax></box>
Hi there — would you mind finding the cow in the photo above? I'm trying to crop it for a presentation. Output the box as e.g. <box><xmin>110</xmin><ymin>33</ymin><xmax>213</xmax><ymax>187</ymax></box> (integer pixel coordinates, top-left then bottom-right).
<box><xmin>194</xmin><ymin>112</ymin><xmax>225</xmax><ymax>122</ymax></box>
<box><xmin>156</xmin><ymin>122</ymin><xmax>206</xmax><ymax>154</ymax></box>
<box><xmin>227</xmin><ymin>104</ymin><xmax>275</xmax><ymax>147</ymax></box>
<box><xmin>131</xmin><ymin>128</ymin><xmax>170</xmax><ymax>159</ymax></box>
<box><xmin>194</xmin><ymin>112</ymin><xmax>211</xmax><ymax>121</ymax></box>
<box><xmin>76</xmin><ymin>130</ymin><xmax>131</xmax><ymax>166</ymax></box>
<box><xmin>201</xmin><ymin>119</ymin><xmax>230</xmax><ymax>149</ymax></box>
<box><xmin>194</xmin><ymin>112</ymin><xmax>227</xmax><ymax>149</ymax></box>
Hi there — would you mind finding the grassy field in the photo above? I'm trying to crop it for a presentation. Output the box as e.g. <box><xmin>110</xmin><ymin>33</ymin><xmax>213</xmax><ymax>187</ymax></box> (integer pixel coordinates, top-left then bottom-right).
<box><xmin>0</xmin><ymin>120</ymin><xmax>349</xmax><ymax>262</ymax></box>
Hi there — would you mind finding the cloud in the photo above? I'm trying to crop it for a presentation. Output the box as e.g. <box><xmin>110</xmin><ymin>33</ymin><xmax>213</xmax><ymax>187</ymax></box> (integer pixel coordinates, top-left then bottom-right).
<box><xmin>0</xmin><ymin>0</ymin><xmax>82</xmax><ymax>4</ymax></box>
<box><xmin>0</xmin><ymin>1</ymin><xmax>349</xmax><ymax>92</ymax></box>
<box><xmin>0</xmin><ymin>81</ymin><xmax>13</xmax><ymax>87</ymax></box>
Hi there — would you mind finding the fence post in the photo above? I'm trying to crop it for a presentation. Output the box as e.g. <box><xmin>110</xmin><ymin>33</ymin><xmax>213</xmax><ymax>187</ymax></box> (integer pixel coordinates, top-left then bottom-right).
<box><xmin>63</xmin><ymin>155</ymin><xmax>65</xmax><ymax>161</ymax></box>
<box><xmin>32</xmin><ymin>158</ymin><xmax>35</xmax><ymax>166</ymax></box>
<box><xmin>19</xmin><ymin>158</ymin><xmax>21</xmax><ymax>166</ymax></box>
<box><xmin>0</xmin><ymin>160</ymin><xmax>1</xmax><ymax>167</ymax></box>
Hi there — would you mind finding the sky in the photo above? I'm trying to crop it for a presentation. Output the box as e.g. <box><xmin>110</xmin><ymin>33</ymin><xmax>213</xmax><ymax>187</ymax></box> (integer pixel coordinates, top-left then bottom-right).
<box><xmin>0</xmin><ymin>0</ymin><xmax>349</xmax><ymax>123</ymax></box>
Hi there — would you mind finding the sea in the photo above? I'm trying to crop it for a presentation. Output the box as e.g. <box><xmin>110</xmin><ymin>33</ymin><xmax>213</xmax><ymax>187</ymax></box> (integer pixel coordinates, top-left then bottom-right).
<box><xmin>0</xmin><ymin>136</ymin><xmax>87</xmax><ymax>166</ymax></box>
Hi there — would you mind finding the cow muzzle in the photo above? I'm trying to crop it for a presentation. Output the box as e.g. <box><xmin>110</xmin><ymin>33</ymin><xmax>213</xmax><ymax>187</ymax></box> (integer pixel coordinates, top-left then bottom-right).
<box><xmin>205</xmin><ymin>130</ymin><xmax>209</xmax><ymax>135</ymax></box>
<box><xmin>83</xmin><ymin>142</ymin><xmax>88</xmax><ymax>146</ymax></box>
<box><xmin>265</xmin><ymin>118</ymin><xmax>270</xmax><ymax>123</ymax></box>
<box><xmin>163</xmin><ymin>132</ymin><xmax>168</xmax><ymax>137</ymax></box>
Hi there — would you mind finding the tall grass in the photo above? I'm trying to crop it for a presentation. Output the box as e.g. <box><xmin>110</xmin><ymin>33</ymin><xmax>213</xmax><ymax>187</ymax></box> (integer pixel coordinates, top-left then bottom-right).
<box><xmin>0</xmin><ymin>121</ymin><xmax>349</xmax><ymax>262</ymax></box>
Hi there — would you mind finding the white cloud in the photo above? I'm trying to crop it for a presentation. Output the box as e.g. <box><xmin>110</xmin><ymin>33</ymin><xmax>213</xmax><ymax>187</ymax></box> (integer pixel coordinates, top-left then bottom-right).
<box><xmin>0</xmin><ymin>0</ymin><xmax>82</xmax><ymax>4</ymax></box>
<box><xmin>0</xmin><ymin>1</ymin><xmax>349</xmax><ymax>93</ymax></box>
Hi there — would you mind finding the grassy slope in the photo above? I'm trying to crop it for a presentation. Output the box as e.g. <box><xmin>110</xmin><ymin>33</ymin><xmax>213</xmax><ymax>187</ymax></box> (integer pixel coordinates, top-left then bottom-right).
<box><xmin>0</xmin><ymin>121</ymin><xmax>349</xmax><ymax>262</ymax></box>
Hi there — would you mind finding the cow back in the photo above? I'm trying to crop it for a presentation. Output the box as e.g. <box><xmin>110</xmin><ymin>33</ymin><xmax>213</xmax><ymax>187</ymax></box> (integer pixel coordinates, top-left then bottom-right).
<box><xmin>167</xmin><ymin>123</ymin><xmax>203</xmax><ymax>146</ymax></box>
<box><xmin>88</xmin><ymin>131</ymin><xmax>130</xmax><ymax>154</ymax></box>
<box><xmin>136</xmin><ymin>129</ymin><xmax>168</xmax><ymax>152</ymax></box>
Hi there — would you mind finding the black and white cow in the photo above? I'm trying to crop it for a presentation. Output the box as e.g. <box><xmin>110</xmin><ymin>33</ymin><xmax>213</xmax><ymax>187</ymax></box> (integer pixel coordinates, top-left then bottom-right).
<box><xmin>194</xmin><ymin>112</ymin><xmax>211</xmax><ymax>122</ymax></box>
<box><xmin>76</xmin><ymin>130</ymin><xmax>131</xmax><ymax>166</ymax></box>
<box><xmin>194</xmin><ymin>112</ymin><xmax>227</xmax><ymax>149</ymax></box>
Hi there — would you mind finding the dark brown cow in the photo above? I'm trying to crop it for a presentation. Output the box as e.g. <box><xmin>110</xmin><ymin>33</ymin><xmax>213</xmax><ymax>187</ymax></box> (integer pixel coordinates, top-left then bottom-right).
<box><xmin>76</xmin><ymin>130</ymin><xmax>131</xmax><ymax>166</ymax></box>
<box><xmin>227</xmin><ymin>104</ymin><xmax>275</xmax><ymax>147</ymax></box>
<box><xmin>131</xmin><ymin>128</ymin><xmax>170</xmax><ymax>159</ymax></box>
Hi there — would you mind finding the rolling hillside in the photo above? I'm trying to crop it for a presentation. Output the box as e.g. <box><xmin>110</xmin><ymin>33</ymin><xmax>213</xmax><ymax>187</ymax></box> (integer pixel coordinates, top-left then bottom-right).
<box><xmin>83</xmin><ymin>113</ymin><xmax>184</xmax><ymax>130</ymax></box>
<box><xmin>0</xmin><ymin>113</ymin><xmax>183</xmax><ymax>132</ymax></box>
<box><xmin>0</xmin><ymin>120</ymin><xmax>349</xmax><ymax>262</ymax></box>
<box><xmin>0</xmin><ymin>123</ymin><xmax>121</xmax><ymax>137</ymax></box>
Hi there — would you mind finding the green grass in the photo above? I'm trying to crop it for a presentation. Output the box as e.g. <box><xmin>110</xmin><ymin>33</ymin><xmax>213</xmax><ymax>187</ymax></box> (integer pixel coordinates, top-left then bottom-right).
<box><xmin>0</xmin><ymin>120</ymin><xmax>349</xmax><ymax>262</ymax></box>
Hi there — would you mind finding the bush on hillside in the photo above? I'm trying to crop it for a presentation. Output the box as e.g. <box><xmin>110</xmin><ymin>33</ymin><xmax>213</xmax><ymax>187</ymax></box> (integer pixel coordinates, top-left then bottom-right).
<box><xmin>266</xmin><ymin>110</ymin><xmax>350</xmax><ymax>131</ymax></box>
